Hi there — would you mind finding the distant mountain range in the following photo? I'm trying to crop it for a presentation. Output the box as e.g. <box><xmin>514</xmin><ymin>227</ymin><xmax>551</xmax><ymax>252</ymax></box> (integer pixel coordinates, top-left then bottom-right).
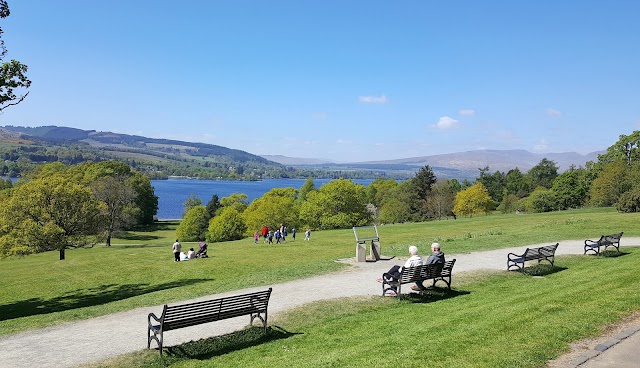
<box><xmin>262</xmin><ymin>149</ymin><xmax>603</xmax><ymax>176</ymax></box>
<box><xmin>1</xmin><ymin>125</ymin><xmax>604</xmax><ymax>180</ymax></box>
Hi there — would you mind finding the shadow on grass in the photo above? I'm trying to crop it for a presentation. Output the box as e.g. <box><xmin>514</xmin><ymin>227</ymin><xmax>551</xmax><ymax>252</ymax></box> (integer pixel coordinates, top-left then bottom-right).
<box><xmin>401</xmin><ymin>288</ymin><xmax>471</xmax><ymax>304</ymax></box>
<box><xmin>522</xmin><ymin>264</ymin><xmax>568</xmax><ymax>276</ymax></box>
<box><xmin>132</xmin><ymin>221</ymin><xmax>180</xmax><ymax>232</ymax></box>
<box><xmin>114</xmin><ymin>231</ymin><xmax>162</xmax><ymax>241</ymax></box>
<box><xmin>601</xmin><ymin>250</ymin><xmax>629</xmax><ymax>258</ymax></box>
<box><xmin>161</xmin><ymin>325</ymin><xmax>301</xmax><ymax>361</ymax></box>
<box><xmin>0</xmin><ymin>278</ymin><xmax>212</xmax><ymax>321</ymax></box>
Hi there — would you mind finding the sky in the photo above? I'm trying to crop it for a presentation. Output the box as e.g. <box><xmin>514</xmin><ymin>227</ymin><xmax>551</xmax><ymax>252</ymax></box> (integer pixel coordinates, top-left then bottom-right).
<box><xmin>1</xmin><ymin>1</ymin><xmax>639</xmax><ymax>162</ymax></box>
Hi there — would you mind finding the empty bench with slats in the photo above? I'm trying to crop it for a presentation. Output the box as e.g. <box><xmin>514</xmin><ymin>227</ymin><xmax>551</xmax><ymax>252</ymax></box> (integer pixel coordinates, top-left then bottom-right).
<box><xmin>382</xmin><ymin>260</ymin><xmax>456</xmax><ymax>299</ymax></box>
<box><xmin>584</xmin><ymin>232</ymin><xmax>623</xmax><ymax>255</ymax></box>
<box><xmin>147</xmin><ymin>288</ymin><xmax>272</xmax><ymax>355</ymax></box>
<box><xmin>507</xmin><ymin>243</ymin><xmax>558</xmax><ymax>272</ymax></box>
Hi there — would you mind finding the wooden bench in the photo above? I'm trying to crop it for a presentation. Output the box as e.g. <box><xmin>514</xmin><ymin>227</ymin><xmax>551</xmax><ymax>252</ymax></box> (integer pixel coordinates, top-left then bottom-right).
<box><xmin>507</xmin><ymin>243</ymin><xmax>558</xmax><ymax>272</ymax></box>
<box><xmin>584</xmin><ymin>232</ymin><xmax>623</xmax><ymax>255</ymax></box>
<box><xmin>382</xmin><ymin>260</ymin><xmax>456</xmax><ymax>299</ymax></box>
<box><xmin>147</xmin><ymin>288</ymin><xmax>272</xmax><ymax>355</ymax></box>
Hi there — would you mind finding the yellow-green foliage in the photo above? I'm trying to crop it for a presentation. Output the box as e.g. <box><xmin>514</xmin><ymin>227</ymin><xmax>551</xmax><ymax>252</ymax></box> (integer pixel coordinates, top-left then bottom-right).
<box><xmin>453</xmin><ymin>182</ymin><xmax>492</xmax><ymax>217</ymax></box>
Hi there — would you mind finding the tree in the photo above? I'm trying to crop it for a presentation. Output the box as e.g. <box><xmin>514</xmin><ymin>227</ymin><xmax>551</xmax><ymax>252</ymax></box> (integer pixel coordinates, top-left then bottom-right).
<box><xmin>205</xmin><ymin>194</ymin><xmax>220</xmax><ymax>220</ymax></box>
<box><xmin>505</xmin><ymin>168</ymin><xmax>531</xmax><ymax>197</ymax></box>
<box><xmin>91</xmin><ymin>176</ymin><xmax>139</xmax><ymax>246</ymax></box>
<box><xmin>411</xmin><ymin>165</ymin><xmax>436</xmax><ymax>200</ymax></box>
<box><xmin>176</xmin><ymin>206</ymin><xmax>208</xmax><ymax>241</ymax></box>
<box><xmin>207</xmin><ymin>207</ymin><xmax>247</xmax><ymax>243</ymax></box>
<box><xmin>0</xmin><ymin>174</ymin><xmax>102</xmax><ymax>260</ymax></box>
<box><xmin>598</xmin><ymin>131</ymin><xmax>640</xmax><ymax>165</ymax></box>
<box><xmin>297</xmin><ymin>177</ymin><xmax>316</xmax><ymax>203</ymax></box>
<box><xmin>589</xmin><ymin>160</ymin><xmax>631</xmax><ymax>207</ymax></box>
<box><xmin>453</xmin><ymin>182</ymin><xmax>492</xmax><ymax>217</ymax></box>
<box><xmin>551</xmin><ymin>167</ymin><xmax>589</xmax><ymax>210</ymax></box>
<box><xmin>424</xmin><ymin>180</ymin><xmax>455</xmax><ymax>219</ymax></box>
<box><xmin>299</xmin><ymin>179</ymin><xmax>371</xmax><ymax>230</ymax></box>
<box><xmin>219</xmin><ymin>193</ymin><xmax>248</xmax><ymax>213</ymax></box>
<box><xmin>527</xmin><ymin>159</ymin><xmax>558</xmax><ymax>189</ymax></box>
<box><xmin>243</xmin><ymin>188</ymin><xmax>299</xmax><ymax>235</ymax></box>
<box><xmin>378</xmin><ymin>181</ymin><xmax>415</xmax><ymax>224</ymax></box>
<box><xmin>476</xmin><ymin>167</ymin><xmax>505</xmax><ymax>204</ymax></box>
<box><xmin>182</xmin><ymin>194</ymin><xmax>202</xmax><ymax>217</ymax></box>
<box><xmin>0</xmin><ymin>1</ymin><xmax>31</xmax><ymax>111</ymax></box>
<box><xmin>616</xmin><ymin>187</ymin><xmax>640</xmax><ymax>213</ymax></box>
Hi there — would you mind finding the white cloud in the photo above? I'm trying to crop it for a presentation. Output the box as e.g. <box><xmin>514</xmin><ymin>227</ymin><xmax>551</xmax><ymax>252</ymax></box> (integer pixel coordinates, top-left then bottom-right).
<box><xmin>358</xmin><ymin>95</ymin><xmax>388</xmax><ymax>104</ymax></box>
<box><xmin>459</xmin><ymin>109</ymin><xmax>475</xmax><ymax>116</ymax></box>
<box><xmin>336</xmin><ymin>139</ymin><xmax>352</xmax><ymax>144</ymax></box>
<box><xmin>545</xmin><ymin>108</ymin><xmax>562</xmax><ymax>117</ymax></box>
<box><xmin>432</xmin><ymin>116</ymin><xmax>459</xmax><ymax>129</ymax></box>
<box><xmin>532</xmin><ymin>139</ymin><xmax>549</xmax><ymax>152</ymax></box>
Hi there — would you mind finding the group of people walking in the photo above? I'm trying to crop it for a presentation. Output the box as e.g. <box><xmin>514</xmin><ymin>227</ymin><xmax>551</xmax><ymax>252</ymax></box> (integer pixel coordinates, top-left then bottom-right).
<box><xmin>256</xmin><ymin>224</ymin><xmax>311</xmax><ymax>244</ymax></box>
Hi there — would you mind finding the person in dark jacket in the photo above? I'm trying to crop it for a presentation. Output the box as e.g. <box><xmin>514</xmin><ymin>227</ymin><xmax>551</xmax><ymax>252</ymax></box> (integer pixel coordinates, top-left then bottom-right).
<box><xmin>412</xmin><ymin>243</ymin><xmax>445</xmax><ymax>291</ymax></box>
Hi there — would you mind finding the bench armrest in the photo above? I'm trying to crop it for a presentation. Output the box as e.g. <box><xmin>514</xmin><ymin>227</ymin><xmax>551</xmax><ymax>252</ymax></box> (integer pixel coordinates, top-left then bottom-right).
<box><xmin>507</xmin><ymin>252</ymin><xmax>522</xmax><ymax>258</ymax></box>
<box><xmin>584</xmin><ymin>239</ymin><xmax>598</xmax><ymax>246</ymax></box>
<box><xmin>148</xmin><ymin>312</ymin><xmax>162</xmax><ymax>327</ymax></box>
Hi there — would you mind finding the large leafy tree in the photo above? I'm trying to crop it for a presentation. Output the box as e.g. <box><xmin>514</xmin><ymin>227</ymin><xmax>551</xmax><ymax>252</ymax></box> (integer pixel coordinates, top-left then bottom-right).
<box><xmin>453</xmin><ymin>182</ymin><xmax>492</xmax><ymax>217</ymax></box>
<box><xmin>297</xmin><ymin>177</ymin><xmax>316</xmax><ymax>203</ymax></box>
<box><xmin>476</xmin><ymin>166</ymin><xmax>506</xmax><ymax>204</ymax></box>
<box><xmin>598</xmin><ymin>131</ymin><xmax>640</xmax><ymax>165</ymax></box>
<box><xmin>589</xmin><ymin>160</ymin><xmax>630</xmax><ymax>207</ymax></box>
<box><xmin>505</xmin><ymin>168</ymin><xmax>531</xmax><ymax>197</ymax></box>
<box><xmin>242</xmin><ymin>188</ymin><xmax>299</xmax><ymax>235</ymax></box>
<box><xmin>378</xmin><ymin>181</ymin><xmax>415</xmax><ymax>224</ymax></box>
<box><xmin>0</xmin><ymin>174</ymin><xmax>102</xmax><ymax>260</ymax></box>
<box><xmin>424</xmin><ymin>180</ymin><xmax>456</xmax><ymax>219</ymax></box>
<box><xmin>300</xmin><ymin>178</ymin><xmax>371</xmax><ymax>230</ymax></box>
<box><xmin>527</xmin><ymin>158</ymin><xmax>559</xmax><ymax>189</ymax></box>
<box><xmin>91</xmin><ymin>176</ymin><xmax>139</xmax><ymax>246</ymax></box>
<box><xmin>0</xmin><ymin>1</ymin><xmax>30</xmax><ymax>111</ymax></box>
<box><xmin>551</xmin><ymin>166</ymin><xmax>590</xmax><ymax>210</ymax></box>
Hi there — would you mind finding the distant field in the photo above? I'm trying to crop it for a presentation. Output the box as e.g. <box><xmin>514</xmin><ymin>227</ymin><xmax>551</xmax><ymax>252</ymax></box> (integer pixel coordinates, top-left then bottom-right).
<box><xmin>0</xmin><ymin>207</ymin><xmax>638</xmax><ymax>337</ymax></box>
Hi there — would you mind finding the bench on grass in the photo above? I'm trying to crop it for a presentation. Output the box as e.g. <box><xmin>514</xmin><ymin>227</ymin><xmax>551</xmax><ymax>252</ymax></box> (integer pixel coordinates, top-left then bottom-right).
<box><xmin>147</xmin><ymin>288</ymin><xmax>272</xmax><ymax>355</ymax></box>
<box><xmin>584</xmin><ymin>232</ymin><xmax>623</xmax><ymax>255</ymax></box>
<box><xmin>382</xmin><ymin>260</ymin><xmax>456</xmax><ymax>300</ymax></box>
<box><xmin>507</xmin><ymin>243</ymin><xmax>559</xmax><ymax>272</ymax></box>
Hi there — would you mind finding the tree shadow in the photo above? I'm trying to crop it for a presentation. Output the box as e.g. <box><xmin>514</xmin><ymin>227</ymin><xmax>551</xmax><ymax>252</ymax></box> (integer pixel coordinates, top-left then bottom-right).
<box><xmin>401</xmin><ymin>288</ymin><xmax>471</xmax><ymax>304</ymax></box>
<box><xmin>114</xmin><ymin>231</ymin><xmax>162</xmax><ymax>241</ymax></box>
<box><xmin>162</xmin><ymin>325</ymin><xmax>302</xmax><ymax>361</ymax></box>
<box><xmin>522</xmin><ymin>265</ymin><xmax>568</xmax><ymax>276</ymax></box>
<box><xmin>0</xmin><ymin>278</ymin><xmax>212</xmax><ymax>321</ymax></box>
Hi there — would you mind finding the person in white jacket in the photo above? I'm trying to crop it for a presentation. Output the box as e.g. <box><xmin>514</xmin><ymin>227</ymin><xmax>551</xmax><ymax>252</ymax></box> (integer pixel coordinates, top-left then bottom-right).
<box><xmin>377</xmin><ymin>245</ymin><xmax>423</xmax><ymax>296</ymax></box>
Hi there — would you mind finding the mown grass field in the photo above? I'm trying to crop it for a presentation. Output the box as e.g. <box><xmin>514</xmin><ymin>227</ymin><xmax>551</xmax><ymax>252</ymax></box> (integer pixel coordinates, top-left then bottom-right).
<box><xmin>87</xmin><ymin>248</ymin><xmax>640</xmax><ymax>368</ymax></box>
<box><xmin>0</xmin><ymin>208</ymin><xmax>638</xmax><ymax>339</ymax></box>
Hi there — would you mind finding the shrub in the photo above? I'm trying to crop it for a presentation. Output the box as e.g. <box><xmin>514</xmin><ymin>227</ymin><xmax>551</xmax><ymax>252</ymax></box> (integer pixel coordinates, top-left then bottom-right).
<box><xmin>616</xmin><ymin>187</ymin><xmax>640</xmax><ymax>213</ymax></box>
<box><xmin>206</xmin><ymin>207</ymin><xmax>247</xmax><ymax>243</ymax></box>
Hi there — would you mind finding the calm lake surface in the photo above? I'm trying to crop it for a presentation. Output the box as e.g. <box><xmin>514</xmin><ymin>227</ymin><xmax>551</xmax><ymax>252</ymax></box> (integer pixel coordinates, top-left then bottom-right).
<box><xmin>152</xmin><ymin>178</ymin><xmax>374</xmax><ymax>220</ymax></box>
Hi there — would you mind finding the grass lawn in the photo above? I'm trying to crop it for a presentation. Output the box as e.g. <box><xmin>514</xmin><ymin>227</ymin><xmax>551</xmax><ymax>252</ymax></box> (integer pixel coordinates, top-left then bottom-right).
<box><xmin>86</xmin><ymin>248</ymin><xmax>640</xmax><ymax>368</ymax></box>
<box><xmin>0</xmin><ymin>208</ymin><xmax>638</xmax><ymax>337</ymax></box>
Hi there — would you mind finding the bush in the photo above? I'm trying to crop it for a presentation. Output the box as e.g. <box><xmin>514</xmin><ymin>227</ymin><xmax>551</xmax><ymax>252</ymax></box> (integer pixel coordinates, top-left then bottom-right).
<box><xmin>176</xmin><ymin>206</ymin><xmax>208</xmax><ymax>242</ymax></box>
<box><xmin>616</xmin><ymin>187</ymin><xmax>640</xmax><ymax>213</ymax></box>
<box><xmin>206</xmin><ymin>207</ymin><xmax>247</xmax><ymax>243</ymax></box>
<box><xmin>522</xmin><ymin>187</ymin><xmax>558</xmax><ymax>213</ymax></box>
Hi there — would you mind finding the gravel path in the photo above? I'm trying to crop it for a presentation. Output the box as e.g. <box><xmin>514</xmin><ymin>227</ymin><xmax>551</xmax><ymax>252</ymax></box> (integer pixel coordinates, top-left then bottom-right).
<box><xmin>1</xmin><ymin>238</ymin><xmax>639</xmax><ymax>368</ymax></box>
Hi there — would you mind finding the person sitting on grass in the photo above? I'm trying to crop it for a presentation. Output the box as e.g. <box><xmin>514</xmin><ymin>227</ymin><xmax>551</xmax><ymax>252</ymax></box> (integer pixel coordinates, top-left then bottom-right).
<box><xmin>187</xmin><ymin>247</ymin><xmax>196</xmax><ymax>260</ymax></box>
<box><xmin>411</xmin><ymin>242</ymin><xmax>445</xmax><ymax>291</ymax></box>
<box><xmin>377</xmin><ymin>245</ymin><xmax>423</xmax><ymax>296</ymax></box>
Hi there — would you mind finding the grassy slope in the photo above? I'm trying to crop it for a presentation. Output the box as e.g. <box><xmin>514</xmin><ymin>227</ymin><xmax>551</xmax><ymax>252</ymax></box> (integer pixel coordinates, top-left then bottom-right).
<box><xmin>88</xmin><ymin>249</ymin><xmax>640</xmax><ymax>368</ymax></box>
<box><xmin>1</xmin><ymin>208</ymin><xmax>638</xmax><ymax>338</ymax></box>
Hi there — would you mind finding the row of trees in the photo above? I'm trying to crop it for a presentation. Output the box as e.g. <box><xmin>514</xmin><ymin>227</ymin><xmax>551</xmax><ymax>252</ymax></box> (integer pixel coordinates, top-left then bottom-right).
<box><xmin>0</xmin><ymin>161</ymin><xmax>158</xmax><ymax>260</ymax></box>
<box><xmin>177</xmin><ymin>131</ymin><xmax>640</xmax><ymax>243</ymax></box>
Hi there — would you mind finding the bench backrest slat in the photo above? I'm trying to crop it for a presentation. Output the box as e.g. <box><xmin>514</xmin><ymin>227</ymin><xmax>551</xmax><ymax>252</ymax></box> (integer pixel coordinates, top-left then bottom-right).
<box><xmin>161</xmin><ymin>289</ymin><xmax>271</xmax><ymax>331</ymax></box>
<box><xmin>398</xmin><ymin>260</ymin><xmax>455</xmax><ymax>283</ymax></box>
<box><xmin>600</xmin><ymin>232</ymin><xmax>623</xmax><ymax>245</ymax></box>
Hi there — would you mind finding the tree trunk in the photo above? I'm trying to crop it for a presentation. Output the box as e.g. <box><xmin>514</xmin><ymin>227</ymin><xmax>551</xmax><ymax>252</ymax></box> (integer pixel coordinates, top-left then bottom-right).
<box><xmin>59</xmin><ymin>248</ymin><xmax>65</xmax><ymax>260</ymax></box>
<box><xmin>106</xmin><ymin>234</ymin><xmax>111</xmax><ymax>247</ymax></box>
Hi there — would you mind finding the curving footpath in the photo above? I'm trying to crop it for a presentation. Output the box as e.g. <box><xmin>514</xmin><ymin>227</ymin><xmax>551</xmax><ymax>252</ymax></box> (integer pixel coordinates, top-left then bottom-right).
<box><xmin>1</xmin><ymin>239</ymin><xmax>639</xmax><ymax>368</ymax></box>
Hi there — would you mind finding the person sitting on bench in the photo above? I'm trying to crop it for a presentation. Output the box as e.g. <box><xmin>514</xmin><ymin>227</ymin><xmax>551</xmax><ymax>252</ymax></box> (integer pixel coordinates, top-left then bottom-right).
<box><xmin>377</xmin><ymin>245</ymin><xmax>423</xmax><ymax>296</ymax></box>
<box><xmin>412</xmin><ymin>243</ymin><xmax>446</xmax><ymax>291</ymax></box>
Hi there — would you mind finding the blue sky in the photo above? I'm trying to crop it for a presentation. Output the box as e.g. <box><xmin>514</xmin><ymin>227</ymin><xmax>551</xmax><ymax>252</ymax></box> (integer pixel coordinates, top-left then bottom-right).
<box><xmin>1</xmin><ymin>1</ymin><xmax>639</xmax><ymax>162</ymax></box>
